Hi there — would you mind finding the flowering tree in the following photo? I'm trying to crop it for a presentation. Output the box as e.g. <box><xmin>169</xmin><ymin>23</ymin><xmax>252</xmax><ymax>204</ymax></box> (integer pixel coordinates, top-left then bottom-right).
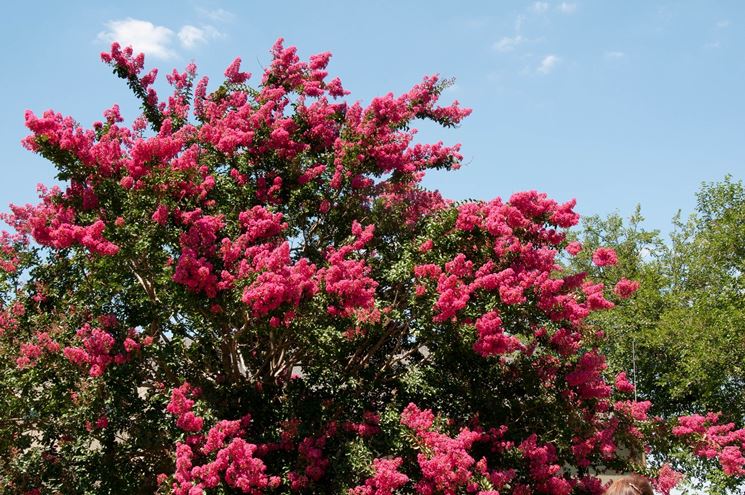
<box><xmin>0</xmin><ymin>40</ymin><xmax>743</xmax><ymax>495</ymax></box>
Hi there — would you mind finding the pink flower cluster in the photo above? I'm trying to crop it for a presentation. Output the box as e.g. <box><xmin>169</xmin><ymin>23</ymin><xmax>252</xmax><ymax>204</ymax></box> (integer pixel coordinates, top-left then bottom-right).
<box><xmin>565</xmin><ymin>351</ymin><xmax>611</xmax><ymax>400</ymax></box>
<box><xmin>614</xmin><ymin>400</ymin><xmax>652</xmax><ymax>421</ymax></box>
<box><xmin>22</xmin><ymin>110</ymin><xmax>98</xmax><ymax>167</ymax></box>
<box><xmin>614</xmin><ymin>371</ymin><xmax>636</xmax><ymax>394</ymax></box>
<box><xmin>329</xmin><ymin>77</ymin><xmax>466</xmax><ymax>193</ymax></box>
<box><xmin>224</xmin><ymin>57</ymin><xmax>251</xmax><ymax>84</ymax></box>
<box><xmin>613</xmin><ymin>278</ymin><xmax>640</xmax><ymax>298</ymax></box>
<box><xmin>166</xmin><ymin>401</ymin><xmax>341</xmax><ymax>493</ymax></box>
<box><xmin>16</xmin><ymin>332</ymin><xmax>60</xmax><ymax>369</ymax></box>
<box><xmin>565</xmin><ymin>241</ymin><xmax>582</xmax><ymax>256</ymax></box>
<box><xmin>592</xmin><ymin>247</ymin><xmax>618</xmax><ymax>267</ymax></box>
<box><xmin>174</xmin><ymin>438</ymin><xmax>281</xmax><ymax>495</ymax></box>
<box><xmin>518</xmin><ymin>435</ymin><xmax>573</xmax><ymax>495</ymax></box>
<box><xmin>6</xmin><ymin>186</ymin><xmax>119</xmax><ymax>256</ymax></box>
<box><xmin>166</xmin><ymin>382</ymin><xmax>204</xmax><ymax>433</ymax></box>
<box><xmin>172</xmin><ymin>211</ymin><xmax>225</xmax><ymax>298</ymax></box>
<box><xmin>239</xmin><ymin>242</ymin><xmax>318</xmax><ymax>322</ymax></box>
<box><xmin>344</xmin><ymin>411</ymin><xmax>381</xmax><ymax>438</ymax></box>
<box><xmin>124</xmin><ymin>123</ymin><xmax>189</xmax><ymax>181</ymax></box>
<box><xmin>0</xmin><ymin>301</ymin><xmax>24</xmax><ymax>337</ymax></box>
<box><xmin>321</xmin><ymin>222</ymin><xmax>379</xmax><ymax>321</ymax></box>
<box><xmin>400</xmin><ymin>403</ymin><xmax>480</xmax><ymax>494</ymax></box>
<box><xmin>414</xmin><ymin>191</ymin><xmax>618</xmax><ymax>360</ymax></box>
<box><xmin>100</xmin><ymin>42</ymin><xmax>145</xmax><ymax>77</ymax></box>
<box><xmin>399</xmin><ymin>403</ymin><xmax>594</xmax><ymax>494</ymax></box>
<box><xmin>672</xmin><ymin>413</ymin><xmax>745</xmax><ymax>476</ymax></box>
<box><xmin>349</xmin><ymin>458</ymin><xmax>409</xmax><ymax>495</ymax></box>
<box><xmin>472</xmin><ymin>310</ymin><xmax>522</xmax><ymax>357</ymax></box>
<box><xmin>170</xmin><ymin>204</ymin><xmax>322</xmax><ymax>324</ymax></box>
<box><xmin>296</xmin><ymin>433</ymin><xmax>331</xmax><ymax>484</ymax></box>
<box><xmin>0</xmin><ymin>231</ymin><xmax>22</xmax><ymax>273</ymax></box>
<box><xmin>654</xmin><ymin>464</ymin><xmax>684</xmax><ymax>495</ymax></box>
<box><xmin>168</xmin><ymin>408</ymin><xmax>282</xmax><ymax>494</ymax></box>
<box><xmin>263</xmin><ymin>38</ymin><xmax>346</xmax><ymax>98</ymax></box>
<box><xmin>101</xmin><ymin>42</ymin><xmax>159</xmax><ymax>108</ymax></box>
<box><xmin>63</xmin><ymin>323</ymin><xmax>118</xmax><ymax>377</ymax></box>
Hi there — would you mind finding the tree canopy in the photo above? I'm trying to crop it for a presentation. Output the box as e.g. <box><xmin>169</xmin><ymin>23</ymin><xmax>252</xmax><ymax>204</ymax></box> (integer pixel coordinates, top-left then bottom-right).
<box><xmin>0</xmin><ymin>40</ymin><xmax>743</xmax><ymax>495</ymax></box>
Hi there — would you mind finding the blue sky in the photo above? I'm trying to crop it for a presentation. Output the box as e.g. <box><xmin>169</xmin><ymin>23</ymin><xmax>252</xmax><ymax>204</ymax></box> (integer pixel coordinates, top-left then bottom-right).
<box><xmin>1</xmin><ymin>1</ymin><xmax>743</xmax><ymax>234</ymax></box>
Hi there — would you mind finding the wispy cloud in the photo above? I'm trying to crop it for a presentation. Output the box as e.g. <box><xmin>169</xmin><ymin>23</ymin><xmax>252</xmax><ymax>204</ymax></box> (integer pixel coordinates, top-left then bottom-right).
<box><xmin>515</xmin><ymin>14</ymin><xmax>526</xmax><ymax>32</ymax></box>
<box><xmin>178</xmin><ymin>25</ymin><xmax>223</xmax><ymax>49</ymax></box>
<box><xmin>178</xmin><ymin>25</ymin><xmax>205</xmax><ymax>49</ymax></box>
<box><xmin>557</xmin><ymin>2</ymin><xmax>577</xmax><ymax>14</ymax></box>
<box><xmin>196</xmin><ymin>7</ymin><xmax>235</xmax><ymax>23</ymax></box>
<box><xmin>98</xmin><ymin>19</ymin><xmax>177</xmax><ymax>59</ymax></box>
<box><xmin>532</xmin><ymin>2</ymin><xmax>550</xmax><ymax>14</ymax></box>
<box><xmin>604</xmin><ymin>51</ymin><xmax>625</xmax><ymax>59</ymax></box>
<box><xmin>705</xmin><ymin>20</ymin><xmax>730</xmax><ymax>49</ymax></box>
<box><xmin>493</xmin><ymin>35</ymin><xmax>525</xmax><ymax>52</ymax></box>
<box><xmin>98</xmin><ymin>18</ymin><xmax>225</xmax><ymax>59</ymax></box>
<box><xmin>537</xmin><ymin>54</ymin><xmax>561</xmax><ymax>74</ymax></box>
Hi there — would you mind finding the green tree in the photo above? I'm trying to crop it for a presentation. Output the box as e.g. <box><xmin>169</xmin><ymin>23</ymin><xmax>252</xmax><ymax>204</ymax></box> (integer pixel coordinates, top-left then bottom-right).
<box><xmin>570</xmin><ymin>176</ymin><xmax>745</xmax><ymax>422</ymax></box>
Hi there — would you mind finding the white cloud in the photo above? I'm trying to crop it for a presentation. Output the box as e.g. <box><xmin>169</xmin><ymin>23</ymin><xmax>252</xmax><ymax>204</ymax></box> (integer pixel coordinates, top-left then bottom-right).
<box><xmin>178</xmin><ymin>25</ymin><xmax>223</xmax><ymax>49</ymax></box>
<box><xmin>178</xmin><ymin>25</ymin><xmax>206</xmax><ymax>49</ymax></box>
<box><xmin>716</xmin><ymin>19</ymin><xmax>730</xmax><ymax>28</ymax></box>
<box><xmin>604</xmin><ymin>51</ymin><xmax>625</xmax><ymax>59</ymax></box>
<box><xmin>99</xmin><ymin>18</ymin><xmax>224</xmax><ymax>59</ymax></box>
<box><xmin>493</xmin><ymin>35</ymin><xmax>525</xmax><ymax>52</ymax></box>
<box><xmin>537</xmin><ymin>54</ymin><xmax>561</xmax><ymax>74</ymax></box>
<box><xmin>98</xmin><ymin>18</ymin><xmax>176</xmax><ymax>59</ymax></box>
<box><xmin>532</xmin><ymin>2</ymin><xmax>549</xmax><ymax>14</ymax></box>
<box><xmin>558</xmin><ymin>2</ymin><xmax>577</xmax><ymax>13</ymax></box>
<box><xmin>196</xmin><ymin>7</ymin><xmax>234</xmax><ymax>23</ymax></box>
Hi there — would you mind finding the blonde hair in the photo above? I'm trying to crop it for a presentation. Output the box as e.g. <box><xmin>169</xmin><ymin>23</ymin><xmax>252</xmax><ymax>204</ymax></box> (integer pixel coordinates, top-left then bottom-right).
<box><xmin>604</xmin><ymin>474</ymin><xmax>654</xmax><ymax>495</ymax></box>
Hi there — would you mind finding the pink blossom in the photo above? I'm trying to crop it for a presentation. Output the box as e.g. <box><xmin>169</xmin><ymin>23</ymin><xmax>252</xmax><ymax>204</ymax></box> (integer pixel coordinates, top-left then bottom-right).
<box><xmin>614</xmin><ymin>372</ymin><xmax>636</xmax><ymax>394</ymax></box>
<box><xmin>719</xmin><ymin>446</ymin><xmax>745</xmax><ymax>476</ymax></box>
<box><xmin>654</xmin><ymin>464</ymin><xmax>683</xmax><ymax>495</ymax></box>
<box><xmin>565</xmin><ymin>351</ymin><xmax>611</xmax><ymax>400</ymax></box>
<box><xmin>400</xmin><ymin>403</ymin><xmax>481</xmax><ymax>493</ymax></box>
<box><xmin>400</xmin><ymin>403</ymin><xmax>435</xmax><ymax>433</ymax></box>
<box><xmin>350</xmin><ymin>457</ymin><xmax>409</xmax><ymax>495</ymax></box>
<box><xmin>614</xmin><ymin>400</ymin><xmax>652</xmax><ymax>421</ymax></box>
<box><xmin>566</xmin><ymin>241</ymin><xmax>582</xmax><ymax>256</ymax></box>
<box><xmin>592</xmin><ymin>247</ymin><xmax>618</xmax><ymax>267</ymax></box>
<box><xmin>419</xmin><ymin>239</ymin><xmax>434</xmax><ymax>253</ymax></box>
<box><xmin>472</xmin><ymin>310</ymin><xmax>521</xmax><ymax>357</ymax></box>
<box><xmin>101</xmin><ymin>42</ymin><xmax>145</xmax><ymax>77</ymax></box>
<box><xmin>614</xmin><ymin>278</ymin><xmax>640</xmax><ymax>298</ymax></box>
<box><xmin>167</xmin><ymin>382</ymin><xmax>204</xmax><ymax>433</ymax></box>
<box><xmin>152</xmin><ymin>204</ymin><xmax>169</xmax><ymax>225</ymax></box>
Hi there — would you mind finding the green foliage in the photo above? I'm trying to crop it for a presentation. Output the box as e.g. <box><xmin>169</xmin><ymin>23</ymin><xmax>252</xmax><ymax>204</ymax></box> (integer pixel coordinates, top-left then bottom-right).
<box><xmin>570</xmin><ymin>176</ymin><xmax>745</xmax><ymax>422</ymax></box>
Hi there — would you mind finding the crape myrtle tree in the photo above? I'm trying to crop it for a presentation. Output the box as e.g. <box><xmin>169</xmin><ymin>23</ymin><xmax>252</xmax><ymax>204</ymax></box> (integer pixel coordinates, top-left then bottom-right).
<box><xmin>0</xmin><ymin>40</ymin><xmax>743</xmax><ymax>494</ymax></box>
